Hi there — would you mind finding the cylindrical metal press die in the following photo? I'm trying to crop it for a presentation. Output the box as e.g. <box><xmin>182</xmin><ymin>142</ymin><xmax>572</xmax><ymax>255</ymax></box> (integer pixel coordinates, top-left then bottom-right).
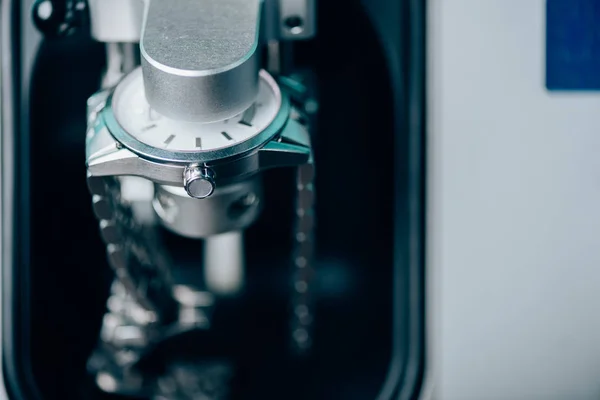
<box><xmin>152</xmin><ymin>177</ymin><xmax>264</xmax><ymax>239</ymax></box>
<box><xmin>140</xmin><ymin>0</ymin><xmax>262</xmax><ymax>122</ymax></box>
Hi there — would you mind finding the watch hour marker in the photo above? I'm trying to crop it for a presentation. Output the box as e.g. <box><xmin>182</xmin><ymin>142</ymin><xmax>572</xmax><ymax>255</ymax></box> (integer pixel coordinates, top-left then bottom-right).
<box><xmin>238</xmin><ymin>104</ymin><xmax>256</xmax><ymax>127</ymax></box>
<box><xmin>164</xmin><ymin>134</ymin><xmax>176</xmax><ymax>146</ymax></box>
<box><xmin>149</xmin><ymin>108</ymin><xmax>161</xmax><ymax>121</ymax></box>
<box><xmin>141</xmin><ymin>124</ymin><xmax>157</xmax><ymax>132</ymax></box>
<box><xmin>221</xmin><ymin>131</ymin><xmax>233</xmax><ymax>141</ymax></box>
<box><xmin>196</xmin><ymin>137</ymin><xmax>202</xmax><ymax>148</ymax></box>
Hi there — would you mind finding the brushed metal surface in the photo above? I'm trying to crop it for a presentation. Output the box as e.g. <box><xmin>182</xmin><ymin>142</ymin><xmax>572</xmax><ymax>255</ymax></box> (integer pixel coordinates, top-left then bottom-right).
<box><xmin>141</xmin><ymin>0</ymin><xmax>262</xmax><ymax>122</ymax></box>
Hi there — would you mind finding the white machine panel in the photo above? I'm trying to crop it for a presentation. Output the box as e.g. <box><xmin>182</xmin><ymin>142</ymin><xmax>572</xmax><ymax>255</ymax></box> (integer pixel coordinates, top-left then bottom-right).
<box><xmin>427</xmin><ymin>1</ymin><xmax>600</xmax><ymax>399</ymax></box>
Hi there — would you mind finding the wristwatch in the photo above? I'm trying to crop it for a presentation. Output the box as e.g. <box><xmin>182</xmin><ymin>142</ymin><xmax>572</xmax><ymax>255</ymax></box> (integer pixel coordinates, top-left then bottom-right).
<box><xmin>84</xmin><ymin>65</ymin><xmax>316</xmax><ymax>395</ymax></box>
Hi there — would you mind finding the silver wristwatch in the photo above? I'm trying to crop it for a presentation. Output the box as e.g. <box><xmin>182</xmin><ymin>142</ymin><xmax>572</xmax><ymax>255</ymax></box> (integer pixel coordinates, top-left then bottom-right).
<box><xmin>84</xmin><ymin>56</ymin><xmax>315</xmax><ymax>400</ymax></box>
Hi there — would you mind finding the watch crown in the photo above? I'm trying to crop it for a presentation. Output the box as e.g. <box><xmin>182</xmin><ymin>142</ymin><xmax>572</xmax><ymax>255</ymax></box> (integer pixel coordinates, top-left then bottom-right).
<box><xmin>183</xmin><ymin>165</ymin><xmax>215</xmax><ymax>199</ymax></box>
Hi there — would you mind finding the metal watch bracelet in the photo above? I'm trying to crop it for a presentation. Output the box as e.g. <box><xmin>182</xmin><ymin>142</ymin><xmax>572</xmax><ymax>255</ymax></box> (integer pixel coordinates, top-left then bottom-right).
<box><xmin>85</xmin><ymin>111</ymin><xmax>316</xmax><ymax>399</ymax></box>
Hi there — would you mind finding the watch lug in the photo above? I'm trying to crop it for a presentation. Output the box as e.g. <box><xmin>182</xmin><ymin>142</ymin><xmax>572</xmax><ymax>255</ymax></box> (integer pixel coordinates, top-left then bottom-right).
<box><xmin>86</xmin><ymin>126</ymin><xmax>184</xmax><ymax>186</ymax></box>
<box><xmin>86</xmin><ymin>142</ymin><xmax>139</xmax><ymax>178</ymax></box>
<box><xmin>279</xmin><ymin>118</ymin><xmax>311</xmax><ymax>148</ymax></box>
<box><xmin>259</xmin><ymin>119</ymin><xmax>311</xmax><ymax>169</ymax></box>
<box><xmin>86</xmin><ymin>125</ymin><xmax>122</xmax><ymax>161</ymax></box>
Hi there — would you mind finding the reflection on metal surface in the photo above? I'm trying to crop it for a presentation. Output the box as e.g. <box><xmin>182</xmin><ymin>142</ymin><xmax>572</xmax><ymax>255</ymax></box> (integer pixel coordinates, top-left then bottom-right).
<box><xmin>279</xmin><ymin>0</ymin><xmax>316</xmax><ymax>39</ymax></box>
<box><xmin>204</xmin><ymin>231</ymin><xmax>245</xmax><ymax>296</ymax></box>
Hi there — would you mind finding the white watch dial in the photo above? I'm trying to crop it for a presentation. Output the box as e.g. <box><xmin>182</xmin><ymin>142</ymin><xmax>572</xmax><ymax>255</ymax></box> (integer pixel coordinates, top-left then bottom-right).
<box><xmin>111</xmin><ymin>68</ymin><xmax>281</xmax><ymax>152</ymax></box>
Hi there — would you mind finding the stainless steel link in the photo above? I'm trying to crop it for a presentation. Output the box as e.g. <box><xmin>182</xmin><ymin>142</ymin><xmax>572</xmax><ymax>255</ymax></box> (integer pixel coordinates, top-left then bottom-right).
<box><xmin>87</xmin><ymin>280</ymin><xmax>157</xmax><ymax>395</ymax></box>
<box><xmin>290</xmin><ymin>161</ymin><xmax>316</xmax><ymax>353</ymax></box>
<box><xmin>285</xmin><ymin>71</ymin><xmax>317</xmax><ymax>355</ymax></box>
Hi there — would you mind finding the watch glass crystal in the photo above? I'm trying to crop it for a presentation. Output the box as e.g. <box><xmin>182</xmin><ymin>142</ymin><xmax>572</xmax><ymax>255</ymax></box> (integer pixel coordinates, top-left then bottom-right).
<box><xmin>111</xmin><ymin>68</ymin><xmax>281</xmax><ymax>152</ymax></box>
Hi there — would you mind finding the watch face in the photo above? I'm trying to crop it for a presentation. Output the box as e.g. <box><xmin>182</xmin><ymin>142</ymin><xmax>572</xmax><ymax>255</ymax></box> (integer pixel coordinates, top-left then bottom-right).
<box><xmin>111</xmin><ymin>68</ymin><xmax>281</xmax><ymax>153</ymax></box>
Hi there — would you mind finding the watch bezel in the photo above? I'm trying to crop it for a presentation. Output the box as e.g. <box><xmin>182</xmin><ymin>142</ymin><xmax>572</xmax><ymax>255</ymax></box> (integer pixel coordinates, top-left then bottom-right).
<box><xmin>100</xmin><ymin>69</ymin><xmax>291</xmax><ymax>164</ymax></box>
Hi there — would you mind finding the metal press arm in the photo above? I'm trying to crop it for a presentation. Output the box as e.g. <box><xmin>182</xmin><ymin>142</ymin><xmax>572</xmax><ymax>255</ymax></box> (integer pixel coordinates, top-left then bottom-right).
<box><xmin>140</xmin><ymin>0</ymin><xmax>262</xmax><ymax>122</ymax></box>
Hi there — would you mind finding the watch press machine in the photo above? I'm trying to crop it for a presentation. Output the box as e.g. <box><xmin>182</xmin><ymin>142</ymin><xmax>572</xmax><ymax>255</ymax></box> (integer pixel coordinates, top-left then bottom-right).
<box><xmin>0</xmin><ymin>0</ymin><xmax>426</xmax><ymax>398</ymax></box>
